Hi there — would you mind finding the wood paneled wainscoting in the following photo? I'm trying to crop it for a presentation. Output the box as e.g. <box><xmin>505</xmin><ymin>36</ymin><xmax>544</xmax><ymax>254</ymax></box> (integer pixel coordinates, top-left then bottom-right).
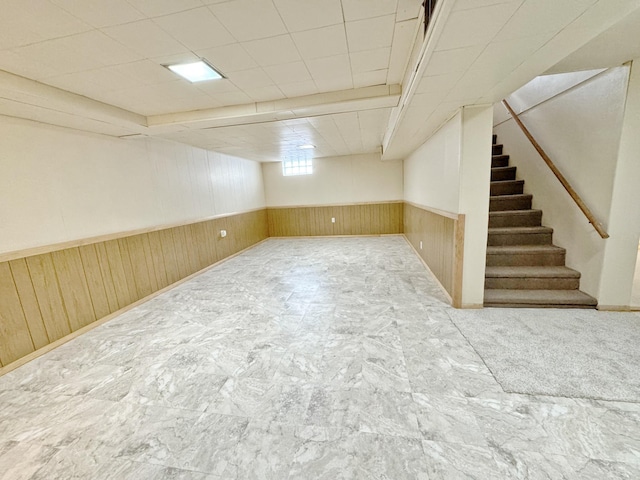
<box><xmin>0</xmin><ymin>209</ymin><xmax>268</xmax><ymax>370</ymax></box>
<box><xmin>403</xmin><ymin>202</ymin><xmax>465</xmax><ymax>307</ymax></box>
<box><xmin>267</xmin><ymin>202</ymin><xmax>403</xmax><ymax>237</ymax></box>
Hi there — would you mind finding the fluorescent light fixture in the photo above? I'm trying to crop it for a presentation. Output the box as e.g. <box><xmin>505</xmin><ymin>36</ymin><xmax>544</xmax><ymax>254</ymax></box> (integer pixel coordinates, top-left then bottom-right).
<box><xmin>298</xmin><ymin>144</ymin><xmax>315</xmax><ymax>150</ymax></box>
<box><xmin>166</xmin><ymin>60</ymin><xmax>223</xmax><ymax>83</ymax></box>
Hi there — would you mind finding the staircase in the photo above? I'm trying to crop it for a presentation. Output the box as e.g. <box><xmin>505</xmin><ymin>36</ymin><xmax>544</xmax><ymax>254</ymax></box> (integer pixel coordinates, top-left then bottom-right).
<box><xmin>484</xmin><ymin>135</ymin><xmax>597</xmax><ymax>308</ymax></box>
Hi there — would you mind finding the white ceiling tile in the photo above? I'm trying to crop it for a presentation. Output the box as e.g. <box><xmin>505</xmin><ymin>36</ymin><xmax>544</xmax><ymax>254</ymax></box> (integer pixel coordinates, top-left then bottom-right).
<box><xmin>292</xmin><ymin>24</ymin><xmax>349</xmax><ymax>60</ymax></box>
<box><xmin>470</xmin><ymin>35</ymin><xmax>549</xmax><ymax>74</ymax></box>
<box><xmin>149</xmin><ymin>52</ymin><xmax>200</xmax><ymax>66</ymax></box>
<box><xmin>273</xmin><ymin>0</ymin><xmax>343</xmax><ymax>32</ymax></box>
<box><xmin>244</xmin><ymin>85</ymin><xmax>286</xmax><ymax>102</ymax></box>
<box><xmin>493</xmin><ymin>0</ymin><xmax>596</xmax><ymax>41</ymax></box>
<box><xmin>229</xmin><ymin>67</ymin><xmax>274</xmax><ymax>89</ymax></box>
<box><xmin>6</xmin><ymin>31</ymin><xmax>140</xmax><ymax>79</ymax></box>
<box><xmin>342</xmin><ymin>0</ymin><xmax>398</xmax><ymax>22</ymax></box>
<box><xmin>436</xmin><ymin>3</ymin><xmax>521</xmax><ymax>50</ymax></box>
<box><xmin>397</xmin><ymin>0</ymin><xmax>423</xmax><ymax>21</ymax></box>
<box><xmin>414</xmin><ymin>72</ymin><xmax>460</xmax><ymax>96</ymax></box>
<box><xmin>314</xmin><ymin>77</ymin><xmax>355</xmax><ymax>93</ymax></box>
<box><xmin>43</xmin><ymin>67</ymin><xmax>139</xmax><ymax>96</ymax></box>
<box><xmin>353</xmin><ymin>69</ymin><xmax>388</xmax><ymax>88</ymax></box>
<box><xmin>114</xmin><ymin>59</ymin><xmax>181</xmax><ymax>86</ymax></box>
<box><xmin>125</xmin><ymin>0</ymin><xmax>204</xmax><ymax>17</ymax></box>
<box><xmin>350</xmin><ymin>48</ymin><xmax>391</xmax><ymax>73</ymax></box>
<box><xmin>278</xmin><ymin>80</ymin><xmax>319</xmax><ymax>98</ymax></box>
<box><xmin>0</xmin><ymin>48</ymin><xmax>63</xmax><ymax>79</ymax></box>
<box><xmin>103</xmin><ymin>20</ymin><xmax>189</xmax><ymax>59</ymax></box>
<box><xmin>153</xmin><ymin>7</ymin><xmax>235</xmax><ymax>51</ymax></box>
<box><xmin>209</xmin><ymin>0</ymin><xmax>287</xmax><ymax>42</ymax></box>
<box><xmin>264</xmin><ymin>61</ymin><xmax>312</xmax><ymax>84</ymax></box>
<box><xmin>306</xmin><ymin>54</ymin><xmax>353</xmax><ymax>83</ymax></box>
<box><xmin>346</xmin><ymin>15</ymin><xmax>395</xmax><ymax>52</ymax></box>
<box><xmin>195</xmin><ymin>79</ymin><xmax>244</xmax><ymax>95</ymax></box>
<box><xmin>454</xmin><ymin>0</ymin><xmax>523</xmax><ymax>10</ymax></box>
<box><xmin>213</xmin><ymin>90</ymin><xmax>253</xmax><ymax>106</ymax></box>
<box><xmin>444</xmin><ymin>68</ymin><xmax>504</xmax><ymax>102</ymax></box>
<box><xmin>387</xmin><ymin>17</ymin><xmax>417</xmax><ymax>84</ymax></box>
<box><xmin>242</xmin><ymin>35</ymin><xmax>301</xmax><ymax>67</ymax></box>
<box><xmin>65</xmin><ymin>30</ymin><xmax>142</xmax><ymax>66</ymax></box>
<box><xmin>196</xmin><ymin>43</ymin><xmax>257</xmax><ymax>73</ymax></box>
<box><xmin>0</xmin><ymin>0</ymin><xmax>91</xmax><ymax>51</ymax></box>
<box><xmin>51</xmin><ymin>0</ymin><xmax>145</xmax><ymax>28</ymax></box>
<box><xmin>427</xmin><ymin>45</ymin><xmax>484</xmax><ymax>76</ymax></box>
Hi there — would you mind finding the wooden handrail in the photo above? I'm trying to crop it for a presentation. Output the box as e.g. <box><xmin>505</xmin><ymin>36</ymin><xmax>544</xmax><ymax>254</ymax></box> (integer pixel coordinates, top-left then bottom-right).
<box><xmin>502</xmin><ymin>99</ymin><xmax>609</xmax><ymax>239</ymax></box>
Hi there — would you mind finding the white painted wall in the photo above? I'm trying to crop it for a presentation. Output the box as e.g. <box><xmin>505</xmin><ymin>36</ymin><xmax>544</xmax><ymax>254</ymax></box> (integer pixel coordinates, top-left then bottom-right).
<box><xmin>403</xmin><ymin>111</ymin><xmax>461</xmax><ymax>213</ymax></box>
<box><xmin>493</xmin><ymin>66</ymin><xmax>630</xmax><ymax>298</ymax></box>
<box><xmin>262</xmin><ymin>153</ymin><xmax>403</xmax><ymax>207</ymax></box>
<box><xmin>597</xmin><ymin>60</ymin><xmax>640</xmax><ymax>309</ymax></box>
<box><xmin>0</xmin><ymin>116</ymin><xmax>265</xmax><ymax>254</ymax></box>
<box><xmin>458</xmin><ymin>106</ymin><xmax>493</xmax><ymax>308</ymax></box>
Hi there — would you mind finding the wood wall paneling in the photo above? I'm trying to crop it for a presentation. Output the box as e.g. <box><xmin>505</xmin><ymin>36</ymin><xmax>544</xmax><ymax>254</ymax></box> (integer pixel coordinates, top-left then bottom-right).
<box><xmin>94</xmin><ymin>242</ymin><xmax>121</xmax><ymax>313</ymax></box>
<box><xmin>147</xmin><ymin>232</ymin><xmax>169</xmax><ymax>290</ymax></box>
<box><xmin>267</xmin><ymin>202</ymin><xmax>402</xmax><ymax>237</ymax></box>
<box><xmin>51</xmin><ymin>248</ymin><xmax>96</xmax><ymax>331</ymax></box>
<box><xmin>78</xmin><ymin>244</ymin><xmax>112</xmax><ymax>320</ymax></box>
<box><xmin>9</xmin><ymin>258</ymin><xmax>49</xmax><ymax>349</ymax></box>
<box><xmin>25</xmin><ymin>253</ymin><xmax>72</xmax><ymax>342</ymax></box>
<box><xmin>403</xmin><ymin>202</ymin><xmax>457</xmax><ymax>299</ymax></box>
<box><xmin>0</xmin><ymin>262</ymin><xmax>35</xmax><ymax>366</ymax></box>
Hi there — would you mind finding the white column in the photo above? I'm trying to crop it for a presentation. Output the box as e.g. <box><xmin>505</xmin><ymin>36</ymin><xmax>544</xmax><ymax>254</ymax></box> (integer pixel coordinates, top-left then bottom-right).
<box><xmin>598</xmin><ymin>60</ymin><xmax>640</xmax><ymax>310</ymax></box>
<box><xmin>458</xmin><ymin>105</ymin><xmax>494</xmax><ymax>307</ymax></box>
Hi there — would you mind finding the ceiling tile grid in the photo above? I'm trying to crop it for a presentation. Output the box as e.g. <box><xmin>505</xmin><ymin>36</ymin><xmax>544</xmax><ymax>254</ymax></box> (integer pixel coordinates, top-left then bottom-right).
<box><xmin>1</xmin><ymin>0</ymin><xmax>629</xmax><ymax>165</ymax></box>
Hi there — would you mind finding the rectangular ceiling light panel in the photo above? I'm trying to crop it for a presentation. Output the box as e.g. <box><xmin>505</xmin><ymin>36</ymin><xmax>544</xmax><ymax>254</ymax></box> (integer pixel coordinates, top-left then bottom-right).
<box><xmin>166</xmin><ymin>60</ymin><xmax>223</xmax><ymax>82</ymax></box>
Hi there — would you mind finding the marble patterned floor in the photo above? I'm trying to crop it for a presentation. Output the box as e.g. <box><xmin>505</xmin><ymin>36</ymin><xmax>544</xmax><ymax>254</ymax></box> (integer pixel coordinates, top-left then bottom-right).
<box><xmin>0</xmin><ymin>236</ymin><xmax>639</xmax><ymax>479</ymax></box>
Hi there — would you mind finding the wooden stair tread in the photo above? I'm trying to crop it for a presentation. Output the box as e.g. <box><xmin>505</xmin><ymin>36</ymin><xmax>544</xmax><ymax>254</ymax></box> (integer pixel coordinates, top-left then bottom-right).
<box><xmin>490</xmin><ymin>180</ymin><xmax>523</xmax><ymax>185</ymax></box>
<box><xmin>486</xmin><ymin>245</ymin><xmax>565</xmax><ymax>254</ymax></box>
<box><xmin>490</xmin><ymin>193</ymin><xmax>532</xmax><ymax>200</ymax></box>
<box><xmin>487</xmin><ymin>244</ymin><xmax>565</xmax><ymax>253</ymax></box>
<box><xmin>485</xmin><ymin>266</ymin><xmax>580</xmax><ymax>278</ymax></box>
<box><xmin>488</xmin><ymin>226</ymin><xmax>553</xmax><ymax>235</ymax></box>
<box><xmin>484</xmin><ymin>289</ymin><xmax>597</xmax><ymax>307</ymax></box>
<box><xmin>489</xmin><ymin>209</ymin><xmax>542</xmax><ymax>217</ymax></box>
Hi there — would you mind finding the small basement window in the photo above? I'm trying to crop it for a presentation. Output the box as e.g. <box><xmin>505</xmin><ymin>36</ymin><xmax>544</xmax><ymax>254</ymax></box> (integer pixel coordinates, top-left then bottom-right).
<box><xmin>283</xmin><ymin>157</ymin><xmax>313</xmax><ymax>176</ymax></box>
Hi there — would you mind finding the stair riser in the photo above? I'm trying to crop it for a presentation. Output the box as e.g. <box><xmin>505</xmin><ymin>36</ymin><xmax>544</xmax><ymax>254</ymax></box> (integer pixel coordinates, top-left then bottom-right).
<box><xmin>485</xmin><ymin>303</ymin><xmax>595</xmax><ymax>309</ymax></box>
<box><xmin>490</xmin><ymin>196</ymin><xmax>532</xmax><ymax>211</ymax></box>
<box><xmin>487</xmin><ymin>232</ymin><xmax>552</xmax><ymax>246</ymax></box>
<box><xmin>492</xmin><ymin>134</ymin><xmax>497</xmax><ymax>144</ymax></box>
<box><xmin>491</xmin><ymin>168</ymin><xmax>516</xmax><ymax>181</ymax></box>
<box><xmin>486</xmin><ymin>251</ymin><xmax>566</xmax><ymax>266</ymax></box>
<box><xmin>489</xmin><ymin>212</ymin><xmax>542</xmax><ymax>228</ymax></box>
<box><xmin>491</xmin><ymin>156</ymin><xmax>509</xmax><ymax>168</ymax></box>
<box><xmin>492</xmin><ymin>144</ymin><xmax>503</xmax><ymax>155</ymax></box>
<box><xmin>490</xmin><ymin>182</ymin><xmax>523</xmax><ymax>196</ymax></box>
<box><xmin>485</xmin><ymin>277</ymin><xmax>580</xmax><ymax>290</ymax></box>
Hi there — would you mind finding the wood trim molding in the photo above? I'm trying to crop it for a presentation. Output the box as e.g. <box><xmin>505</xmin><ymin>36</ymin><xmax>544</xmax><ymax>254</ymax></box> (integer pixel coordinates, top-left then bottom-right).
<box><xmin>0</xmin><ymin>207</ymin><xmax>266</xmax><ymax>263</ymax></box>
<box><xmin>403</xmin><ymin>200</ymin><xmax>459</xmax><ymax>220</ymax></box>
<box><xmin>266</xmin><ymin>200</ymin><xmax>404</xmax><ymax>209</ymax></box>
<box><xmin>452</xmin><ymin>214</ymin><xmax>465</xmax><ymax>308</ymax></box>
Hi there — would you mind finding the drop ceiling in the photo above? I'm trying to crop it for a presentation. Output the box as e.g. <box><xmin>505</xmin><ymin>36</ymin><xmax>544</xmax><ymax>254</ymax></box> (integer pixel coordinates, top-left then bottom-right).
<box><xmin>0</xmin><ymin>0</ymin><xmax>639</xmax><ymax>163</ymax></box>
